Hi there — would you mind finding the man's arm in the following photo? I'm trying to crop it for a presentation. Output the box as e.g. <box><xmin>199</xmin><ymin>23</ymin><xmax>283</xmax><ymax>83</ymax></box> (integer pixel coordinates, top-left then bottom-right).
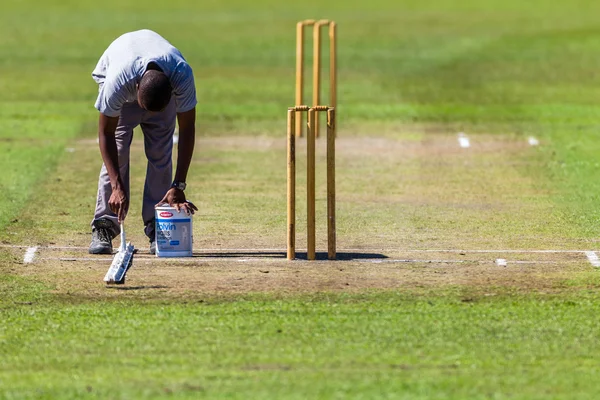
<box><xmin>98</xmin><ymin>113</ymin><xmax>128</xmax><ymax>222</ymax></box>
<box><xmin>174</xmin><ymin>107</ymin><xmax>195</xmax><ymax>183</ymax></box>
<box><xmin>157</xmin><ymin>107</ymin><xmax>198</xmax><ymax>214</ymax></box>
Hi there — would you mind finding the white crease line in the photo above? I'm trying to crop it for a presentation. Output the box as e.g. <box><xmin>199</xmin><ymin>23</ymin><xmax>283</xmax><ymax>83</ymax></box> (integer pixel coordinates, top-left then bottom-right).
<box><xmin>37</xmin><ymin>257</ymin><xmax>281</xmax><ymax>264</ymax></box>
<box><xmin>1</xmin><ymin>244</ymin><xmax>594</xmax><ymax>254</ymax></box>
<box><xmin>417</xmin><ymin>249</ymin><xmax>587</xmax><ymax>254</ymax></box>
<box><xmin>33</xmin><ymin>257</ymin><xmax>571</xmax><ymax>265</ymax></box>
<box><xmin>457</xmin><ymin>132</ymin><xmax>470</xmax><ymax>148</ymax></box>
<box><xmin>585</xmin><ymin>251</ymin><xmax>600</xmax><ymax>267</ymax></box>
<box><xmin>361</xmin><ymin>259</ymin><xmax>568</xmax><ymax>265</ymax></box>
<box><xmin>39</xmin><ymin>257</ymin><xmax>467</xmax><ymax>264</ymax></box>
<box><xmin>495</xmin><ymin>258</ymin><xmax>507</xmax><ymax>267</ymax></box>
<box><xmin>359</xmin><ymin>259</ymin><xmax>465</xmax><ymax>264</ymax></box>
<box><xmin>0</xmin><ymin>244</ymin><xmax>89</xmax><ymax>250</ymax></box>
<box><xmin>195</xmin><ymin>248</ymin><xmax>589</xmax><ymax>254</ymax></box>
<box><xmin>49</xmin><ymin>257</ymin><xmax>113</xmax><ymax>262</ymax></box>
<box><xmin>509</xmin><ymin>261</ymin><xmax>564</xmax><ymax>264</ymax></box>
<box><xmin>528</xmin><ymin>136</ymin><xmax>539</xmax><ymax>146</ymax></box>
<box><xmin>23</xmin><ymin>247</ymin><xmax>38</xmax><ymax>264</ymax></box>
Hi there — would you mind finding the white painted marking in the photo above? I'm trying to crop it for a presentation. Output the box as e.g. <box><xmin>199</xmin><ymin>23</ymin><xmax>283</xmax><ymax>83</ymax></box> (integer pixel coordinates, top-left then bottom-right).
<box><xmin>50</xmin><ymin>257</ymin><xmax>113</xmax><ymax>262</ymax></box>
<box><xmin>457</xmin><ymin>132</ymin><xmax>470</xmax><ymax>148</ymax></box>
<box><xmin>0</xmin><ymin>244</ymin><xmax>90</xmax><ymax>250</ymax></box>
<box><xmin>528</xmin><ymin>136</ymin><xmax>539</xmax><ymax>146</ymax></box>
<box><xmin>37</xmin><ymin>257</ymin><xmax>468</xmax><ymax>264</ymax></box>
<box><xmin>495</xmin><ymin>258</ymin><xmax>507</xmax><ymax>267</ymax></box>
<box><xmin>362</xmin><ymin>259</ymin><xmax>558</xmax><ymax>265</ymax></box>
<box><xmin>173</xmin><ymin>134</ymin><xmax>179</xmax><ymax>144</ymax></box>
<box><xmin>32</xmin><ymin>256</ymin><xmax>573</xmax><ymax>265</ymax></box>
<box><xmin>417</xmin><ymin>249</ymin><xmax>584</xmax><ymax>254</ymax></box>
<box><xmin>23</xmin><ymin>246</ymin><xmax>38</xmax><ymax>264</ymax></box>
<box><xmin>0</xmin><ymin>244</ymin><xmax>597</xmax><ymax>256</ymax></box>
<box><xmin>360</xmin><ymin>259</ymin><xmax>465</xmax><ymax>264</ymax></box>
<box><xmin>509</xmin><ymin>261</ymin><xmax>559</xmax><ymax>265</ymax></box>
<box><xmin>65</xmin><ymin>148</ymin><xmax>75</xmax><ymax>153</ymax></box>
<box><xmin>585</xmin><ymin>251</ymin><xmax>600</xmax><ymax>267</ymax></box>
<box><xmin>0</xmin><ymin>244</ymin><xmax>596</xmax><ymax>255</ymax></box>
<box><xmin>96</xmin><ymin>137</ymin><xmax>100</xmax><ymax>144</ymax></box>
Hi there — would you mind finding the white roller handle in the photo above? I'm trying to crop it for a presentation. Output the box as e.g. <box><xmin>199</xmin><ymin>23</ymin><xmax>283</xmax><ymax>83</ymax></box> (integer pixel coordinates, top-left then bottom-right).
<box><xmin>120</xmin><ymin>223</ymin><xmax>126</xmax><ymax>252</ymax></box>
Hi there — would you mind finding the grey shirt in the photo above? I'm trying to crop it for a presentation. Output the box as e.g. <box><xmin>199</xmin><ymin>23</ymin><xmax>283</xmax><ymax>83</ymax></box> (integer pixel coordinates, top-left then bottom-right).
<box><xmin>92</xmin><ymin>29</ymin><xmax>197</xmax><ymax>117</ymax></box>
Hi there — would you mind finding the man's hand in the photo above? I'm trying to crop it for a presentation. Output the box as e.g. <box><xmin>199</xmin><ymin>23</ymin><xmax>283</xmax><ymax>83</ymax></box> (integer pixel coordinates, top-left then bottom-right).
<box><xmin>156</xmin><ymin>187</ymin><xmax>198</xmax><ymax>215</ymax></box>
<box><xmin>109</xmin><ymin>186</ymin><xmax>129</xmax><ymax>223</ymax></box>
<box><xmin>159</xmin><ymin>108</ymin><xmax>197</xmax><ymax>215</ymax></box>
<box><xmin>98</xmin><ymin>113</ymin><xmax>128</xmax><ymax>222</ymax></box>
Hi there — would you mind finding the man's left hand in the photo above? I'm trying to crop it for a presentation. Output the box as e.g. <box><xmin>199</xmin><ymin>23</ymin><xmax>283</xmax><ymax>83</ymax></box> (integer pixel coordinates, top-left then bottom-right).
<box><xmin>156</xmin><ymin>188</ymin><xmax>198</xmax><ymax>215</ymax></box>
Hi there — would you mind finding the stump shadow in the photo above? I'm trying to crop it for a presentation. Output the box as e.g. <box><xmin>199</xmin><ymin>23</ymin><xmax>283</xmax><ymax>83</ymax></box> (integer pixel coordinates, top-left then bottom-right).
<box><xmin>192</xmin><ymin>252</ymin><xmax>387</xmax><ymax>261</ymax></box>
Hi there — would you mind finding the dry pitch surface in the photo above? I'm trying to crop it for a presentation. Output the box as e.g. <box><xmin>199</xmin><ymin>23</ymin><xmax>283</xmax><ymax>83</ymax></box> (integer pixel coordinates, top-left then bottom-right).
<box><xmin>3</xmin><ymin>128</ymin><xmax>597</xmax><ymax>299</ymax></box>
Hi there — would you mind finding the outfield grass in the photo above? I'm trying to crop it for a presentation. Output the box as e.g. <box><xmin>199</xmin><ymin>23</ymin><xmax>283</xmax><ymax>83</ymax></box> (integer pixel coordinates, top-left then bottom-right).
<box><xmin>4</xmin><ymin>0</ymin><xmax>600</xmax><ymax>398</ymax></box>
<box><xmin>4</xmin><ymin>289</ymin><xmax>600</xmax><ymax>399</ymax></box>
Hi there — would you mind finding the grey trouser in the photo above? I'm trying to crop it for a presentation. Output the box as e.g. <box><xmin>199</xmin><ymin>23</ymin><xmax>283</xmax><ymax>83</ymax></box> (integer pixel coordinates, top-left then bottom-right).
<box><xmin>92</xmin><ymin>99</ymin><xmax>176</xmax><ymax>239</ymax></box>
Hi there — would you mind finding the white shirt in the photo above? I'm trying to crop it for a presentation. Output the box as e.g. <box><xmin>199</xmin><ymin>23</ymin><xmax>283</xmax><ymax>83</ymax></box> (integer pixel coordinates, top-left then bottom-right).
<box><xmin>92</xmin><ymin>29</ymin><xmax>197</xmax><ymax>117</ymax></box>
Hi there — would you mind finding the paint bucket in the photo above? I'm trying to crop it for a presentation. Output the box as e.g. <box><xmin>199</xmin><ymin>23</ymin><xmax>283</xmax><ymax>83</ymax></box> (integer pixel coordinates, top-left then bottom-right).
<box><xmin>155</xmin><ymin>206</ymin><xmax>193</xmax><ymax>257</ymax></box>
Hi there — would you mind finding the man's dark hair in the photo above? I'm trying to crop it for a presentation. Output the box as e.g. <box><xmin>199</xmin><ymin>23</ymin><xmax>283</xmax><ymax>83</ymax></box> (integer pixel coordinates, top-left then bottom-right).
<box><xmin>138</xmin><ymin>69</ymin><xmax>172</xmax><ymax>111</ymax></box>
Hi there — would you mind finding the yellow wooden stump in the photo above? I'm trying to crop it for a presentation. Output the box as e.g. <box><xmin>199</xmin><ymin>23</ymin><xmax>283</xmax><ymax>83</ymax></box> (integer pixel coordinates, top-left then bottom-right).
<box><xmin>286</xmin><ymin>106</ymin><xmax>336</xmax><ymax>261</ymax></box>
<box><xmin>294</xmin><ymin>20</ymin><xmax>337</xmax><ymax>138</ymax></box>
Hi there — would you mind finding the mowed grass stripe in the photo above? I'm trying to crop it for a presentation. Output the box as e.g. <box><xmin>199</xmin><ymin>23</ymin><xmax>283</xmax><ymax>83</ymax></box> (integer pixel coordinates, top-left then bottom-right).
<box><xmin>0</xmin><ymin>101</ymin><xmax>91</xmax><ymax>234</ymax></box>
<box><xmin>2</xmin><ymin>295</ymin><xmax>600</xmax><ymax>399</ymax></box>
<box><xmin>2</xmin><ymin>131</ymin><xmax>593</xmax><ymax>304</ymax></box>
<box><xmin>0</xmin><ymin>140</ymin><xmax>72</xmax><ymax>231</ymax></box>
<box><xmin>5</xmin><ymin>130</ymin><xmax>577</xmax><ymax>249</ymax></box>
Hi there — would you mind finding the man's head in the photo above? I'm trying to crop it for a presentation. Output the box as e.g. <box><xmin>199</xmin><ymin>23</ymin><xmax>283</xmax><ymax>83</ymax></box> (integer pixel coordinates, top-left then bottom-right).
<box><xmin>137</xmin><ymin>69</ymin><xmax>172</xmax><ymax>112</ymax></box>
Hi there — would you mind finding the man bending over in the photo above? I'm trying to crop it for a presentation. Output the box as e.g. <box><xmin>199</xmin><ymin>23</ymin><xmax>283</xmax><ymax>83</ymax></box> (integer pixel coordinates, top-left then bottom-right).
<box><xmin>89</xmin><ymin>29</ymin><xmax>198</xmax><ymax>255</ymax></box>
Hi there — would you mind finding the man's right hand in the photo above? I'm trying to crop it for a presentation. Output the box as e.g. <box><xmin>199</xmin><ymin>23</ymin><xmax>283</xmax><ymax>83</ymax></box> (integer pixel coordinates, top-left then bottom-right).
<box><xmin>98</xmin><ymin>113</ymin><xmax>127</xmax><ymax>222</ymax></box>
<box><xmin>108</xmin><ymin>186</ymin><xmax>129</xmax><ymax>223</ymax></box>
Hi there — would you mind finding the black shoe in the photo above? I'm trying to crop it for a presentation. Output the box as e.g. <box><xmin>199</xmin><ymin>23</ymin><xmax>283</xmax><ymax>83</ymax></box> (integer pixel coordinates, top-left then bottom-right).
<box><xmin>145</xmin><ymin>219</ymin><xmax>156</xmax><ymax>255</ymax></box>
<box><xmin>89</xmin><ymin>219</ymin><xmax>116</xmax><ymax>254</ymax></box>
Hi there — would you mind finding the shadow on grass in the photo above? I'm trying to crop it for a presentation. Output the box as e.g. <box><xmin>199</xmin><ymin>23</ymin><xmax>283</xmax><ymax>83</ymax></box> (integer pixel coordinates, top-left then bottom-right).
<box><xmin>105</xmin><ymin>285</ymin><xmax>169</xmax><ymax>291</ymax></box>
<box><xmin>296</xmin><ymin>252</ymin><xmax>388</xmax><ymax>261</ymax></box>
<box><xmin>195</xmin><ymin>252</ymin><xmax>287</xmax><ymax>259</ymax></box>
<box><xmin>192</xmin><ymin>252</ymin><xmax>388</xmax><ymax>261</ymax></box>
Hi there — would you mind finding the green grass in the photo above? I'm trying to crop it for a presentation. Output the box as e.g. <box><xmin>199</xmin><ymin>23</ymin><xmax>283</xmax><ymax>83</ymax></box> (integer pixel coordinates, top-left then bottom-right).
<box><xmin>4</xmin><ymin>292</ymin><xmax>600</xmax><ymax>399</ymax></box>
<box><xmin>5</xmin><ymin>0</ymin><xmax>600</xmax><ymax>398</ymax></box>
<box><xmin>4</xmin><ymin>0</ymin><xmax>600</xmax><ymax>237</ymax></box>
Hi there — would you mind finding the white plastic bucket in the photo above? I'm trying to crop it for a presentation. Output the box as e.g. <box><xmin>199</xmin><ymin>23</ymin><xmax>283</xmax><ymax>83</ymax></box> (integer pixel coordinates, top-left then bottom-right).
<box><xmin>155</xmin><ymin>206</ymin><xmax>193</xmax><ymax>257</ymax></box>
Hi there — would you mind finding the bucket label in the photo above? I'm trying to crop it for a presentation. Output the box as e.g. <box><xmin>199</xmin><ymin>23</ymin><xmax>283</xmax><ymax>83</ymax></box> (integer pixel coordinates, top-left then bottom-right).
<box><xmin>156</xmin><ymin>219</ymin><xmax>191</xmax><ymax>250</ymax></box>
<box><xmin>158</xmin><ymin>221</ymin><xmax>176</xmax><ymax>231</ymax></box>
<box><xmin>155</xmin><ymin>207</ymin><xmax>193</xmax><ymax>257</ymax></box>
